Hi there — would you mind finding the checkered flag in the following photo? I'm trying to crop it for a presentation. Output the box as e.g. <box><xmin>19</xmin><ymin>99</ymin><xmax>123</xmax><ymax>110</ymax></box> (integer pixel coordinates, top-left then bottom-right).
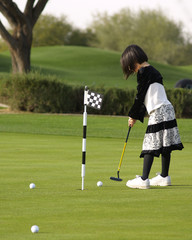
<box><xmin>85</xmin><ymin>88</ymin><xmax>103</xmax><ymax>110</ymax></box>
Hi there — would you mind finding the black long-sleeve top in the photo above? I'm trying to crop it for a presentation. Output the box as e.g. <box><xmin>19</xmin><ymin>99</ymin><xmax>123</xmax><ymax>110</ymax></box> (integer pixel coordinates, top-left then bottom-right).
<box><xmin>128</xmin><ymin>65</ymin><xmax>163</xmax><ymax>123</ymax></box>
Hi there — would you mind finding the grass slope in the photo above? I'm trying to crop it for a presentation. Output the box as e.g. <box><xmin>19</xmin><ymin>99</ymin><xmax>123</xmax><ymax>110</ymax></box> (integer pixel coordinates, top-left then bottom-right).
<box><xmin>0</xmin><ymin>114</ymin><xmax>191</xmax><ymax>240</ymax></box>
<box><xmin>1</xmin><ymin>46</ymin><xmax>192</xmax><ymax>89</ymax></box>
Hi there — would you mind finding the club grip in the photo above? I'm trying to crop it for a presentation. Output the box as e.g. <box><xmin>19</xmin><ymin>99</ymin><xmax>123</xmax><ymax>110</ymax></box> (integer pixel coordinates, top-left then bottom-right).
<box><xmin>125</xmin><ymin>126</ymin><xmax>131</xmax><ymax>142</ymax></box>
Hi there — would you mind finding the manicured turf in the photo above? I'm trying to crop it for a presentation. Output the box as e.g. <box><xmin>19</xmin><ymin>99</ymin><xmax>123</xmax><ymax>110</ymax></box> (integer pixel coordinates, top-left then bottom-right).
<box><xmin>0</xmin><ymin>114</ymin><xmax>191</xmax><ymax>240</ymax></box>
<box><xmin>1</xmin><ymin>46</ymin><xmax>192</xmax><ymax>89</ymax></box>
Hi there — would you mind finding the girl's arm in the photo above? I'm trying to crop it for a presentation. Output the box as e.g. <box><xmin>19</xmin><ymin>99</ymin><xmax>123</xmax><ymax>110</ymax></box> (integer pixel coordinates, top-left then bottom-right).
<box><xmin>128</xmin><ymin>100</ymin><xmax>146</xmax><ymax>123</ymax></box>
<box><xmin>128</xmin><ymin>117</ymin><xmax>137</xmax><ymax>127</ymax></box>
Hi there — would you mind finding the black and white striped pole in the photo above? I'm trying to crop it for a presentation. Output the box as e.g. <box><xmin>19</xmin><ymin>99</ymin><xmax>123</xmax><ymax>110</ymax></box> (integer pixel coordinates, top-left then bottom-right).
<box><xmin>81</xmin><ymin>86</ymin><xmax>103</xmax><ymax>190</ymax></box>
<box><xmin>81</xmin><ymin>86</ymin><xmax>88</xmax><ymax>190</ymax></box>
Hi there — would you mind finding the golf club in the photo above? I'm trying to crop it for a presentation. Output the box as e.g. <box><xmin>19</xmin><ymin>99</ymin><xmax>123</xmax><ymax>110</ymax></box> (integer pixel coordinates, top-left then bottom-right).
<box><xmin>110</xmin><ymin>126</ymin><xmax>131</xmax><ymax>181</ymax></box>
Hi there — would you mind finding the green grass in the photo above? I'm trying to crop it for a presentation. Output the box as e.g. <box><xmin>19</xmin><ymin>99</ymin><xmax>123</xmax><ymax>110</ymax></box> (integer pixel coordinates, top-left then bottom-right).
<box><xmin>1</xmin><ymin>46</ymin><xmax>192</xmax><ymax>89</ymax></box>
<box><xmin>0</xmin><ymin>114</ymin><xmax>191</xmax><ymax>240</ymax></box>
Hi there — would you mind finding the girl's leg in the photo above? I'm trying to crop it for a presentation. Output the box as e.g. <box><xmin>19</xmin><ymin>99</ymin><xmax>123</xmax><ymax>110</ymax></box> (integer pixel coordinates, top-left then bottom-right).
<box><xmin>161</xmin><ymin>153</ymin><xmax>171</xmax><ymax>177</ymax></box>
<box><xmin>149</xmin><ymin>153</ymin><xmax>171</xmax><ymax>186</ymax></box>
<box><xmin>126</xmin><ymin>154</ymin><xmax>152</xmax><ymax>189</ymax></box>
<box><xmin>141</xmin><ymin>154</ymin><xmax>154</xmax><ymax>180</ymax></box>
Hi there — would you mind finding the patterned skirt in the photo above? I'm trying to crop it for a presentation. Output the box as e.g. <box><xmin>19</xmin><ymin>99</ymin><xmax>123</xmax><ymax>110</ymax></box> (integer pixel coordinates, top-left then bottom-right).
<box><xmin>140</xmin><ymin>104</ymin><xmax>184</xmax><ymax>158</ymax></box>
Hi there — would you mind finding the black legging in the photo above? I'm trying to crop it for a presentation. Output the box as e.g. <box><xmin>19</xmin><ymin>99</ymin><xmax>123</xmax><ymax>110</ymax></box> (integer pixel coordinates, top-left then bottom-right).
<box><xmin>141</xmin><ymin>153</ymin><xmax>171</xmax><ymax>180</ymax></box>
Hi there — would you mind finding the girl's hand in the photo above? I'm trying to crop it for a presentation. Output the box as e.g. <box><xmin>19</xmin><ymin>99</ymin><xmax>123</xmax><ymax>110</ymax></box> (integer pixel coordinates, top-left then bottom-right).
<box><xmin>128</xmin><ymin>117</ymin><xmax>137</xmax><ymax>127</ymax></box>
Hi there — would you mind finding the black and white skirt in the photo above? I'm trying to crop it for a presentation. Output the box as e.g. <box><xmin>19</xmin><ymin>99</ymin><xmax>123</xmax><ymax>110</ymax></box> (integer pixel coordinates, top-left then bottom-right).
<box><xmin>140</xmin><ymin>104</ymin><xmax>184</xmax><ymax>158</ymax></box>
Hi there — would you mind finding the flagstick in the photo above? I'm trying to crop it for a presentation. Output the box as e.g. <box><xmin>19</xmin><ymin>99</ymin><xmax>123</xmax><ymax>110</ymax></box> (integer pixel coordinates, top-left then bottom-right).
<box><xmin>81</xmin><ymin>86</ymin><xmax>103</xmax><ymax>190</ymax></box>
<box><xmin>81</xmin><ymin>87</ymin><xmax>88</xmax><ymax>190</ymax></box>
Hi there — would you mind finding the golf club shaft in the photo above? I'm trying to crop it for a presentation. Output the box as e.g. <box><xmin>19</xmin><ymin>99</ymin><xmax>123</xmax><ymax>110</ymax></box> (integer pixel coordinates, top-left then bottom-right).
<box><xmin>117</xmin><ymin>142</ymin><xmax>127</xmax><ymax>171</ymax></box>
<box><xmin>117</xmin><ymin>126</ymin><xmax>131</xmax><ymax>172</ymax></box>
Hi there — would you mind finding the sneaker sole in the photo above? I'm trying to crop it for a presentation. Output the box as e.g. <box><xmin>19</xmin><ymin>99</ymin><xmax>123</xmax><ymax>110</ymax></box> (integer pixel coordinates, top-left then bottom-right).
<box><xmin>150</xmin><ymin>183</ymin><xmax>171</xmax><ymax>187</ymax></box>
<box><xmin>126</xmin><ymin>184</ymin><xmax>150</xmax><ymax>189</ymax></box>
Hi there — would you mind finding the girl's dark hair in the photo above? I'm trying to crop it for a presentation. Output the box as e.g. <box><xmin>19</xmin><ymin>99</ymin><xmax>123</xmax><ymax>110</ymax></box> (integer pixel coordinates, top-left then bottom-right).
<box><xmin>120</xmin><ymin>44</ymin><xmax>148</xmax><ymax>79</ymax></box>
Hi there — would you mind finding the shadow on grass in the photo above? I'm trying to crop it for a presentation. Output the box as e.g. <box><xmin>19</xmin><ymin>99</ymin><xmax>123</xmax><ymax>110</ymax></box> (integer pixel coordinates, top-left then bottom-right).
<box><xmin>150</xmin><ymin>185</ymin><xmax>192</xmax><ymax>189</ymax></box>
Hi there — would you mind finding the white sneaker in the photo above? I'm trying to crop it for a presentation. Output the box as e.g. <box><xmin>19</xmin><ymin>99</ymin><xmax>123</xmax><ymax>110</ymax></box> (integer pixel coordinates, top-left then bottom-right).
<box><xmin>150</xmin><ymin>174</ymin><xmax>171</xmax><ymax>186</ymax></box>
<box><xmin>126</xmin><ymin>176</ymin><xmax>150</xmax><ymax>189</ymax></box>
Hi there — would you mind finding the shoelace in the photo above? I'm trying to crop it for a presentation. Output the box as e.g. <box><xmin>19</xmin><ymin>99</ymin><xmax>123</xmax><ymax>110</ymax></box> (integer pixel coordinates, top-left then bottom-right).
<box><xmin>136</xmin><ymin>175</ymin><xmax>141</xmax><ymax>178</ymax></box>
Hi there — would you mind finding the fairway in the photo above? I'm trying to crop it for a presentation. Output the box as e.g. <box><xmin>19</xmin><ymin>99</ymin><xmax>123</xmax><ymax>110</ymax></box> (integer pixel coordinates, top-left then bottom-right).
<box><xmin>0</xmin><ymin>114</ymin><xmax>191</xmax><ymax>240</ymax></box>
<box><xmin>1</xmin><ymin>46</ymin><xmax>192</xmax><ymax>89</ymax></box>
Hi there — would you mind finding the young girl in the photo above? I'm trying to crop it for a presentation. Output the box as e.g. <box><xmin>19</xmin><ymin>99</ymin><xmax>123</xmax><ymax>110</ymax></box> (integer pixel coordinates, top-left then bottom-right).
<box><xmin>120</xmin><ymin>44</ymin><xmax>184</xmax><ymax>189</ymax></box>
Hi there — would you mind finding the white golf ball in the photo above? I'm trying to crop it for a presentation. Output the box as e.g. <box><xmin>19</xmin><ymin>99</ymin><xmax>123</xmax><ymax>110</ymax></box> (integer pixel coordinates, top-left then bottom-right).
<box><xmin>31</xmin><ymin>225</ymin><xmax>39</xmax><ymax>233</ymax></box>
<box><xmin>29</xmin><ymin>183</ymin><xmax>35</xmax><ymax>189</ymax></box>
<box><xmin>97</xmin><ymin>181</ymin><xmax>103</xmax><ymax>187</ymax></box>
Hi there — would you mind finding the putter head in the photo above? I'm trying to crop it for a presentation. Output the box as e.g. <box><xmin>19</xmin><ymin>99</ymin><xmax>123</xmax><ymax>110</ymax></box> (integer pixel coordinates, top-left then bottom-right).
<box><xmin>110</xmin><ymin>176</ymin><xmax>123</xmax><ymax>181</ymax></box>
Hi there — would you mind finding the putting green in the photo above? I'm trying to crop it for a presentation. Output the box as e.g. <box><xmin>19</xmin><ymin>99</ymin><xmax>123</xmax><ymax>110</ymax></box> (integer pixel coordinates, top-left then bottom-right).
<box><xmin>0</xmin><ymin>114</ymin><xmax>191</xmax><ymax>240</ymax></box>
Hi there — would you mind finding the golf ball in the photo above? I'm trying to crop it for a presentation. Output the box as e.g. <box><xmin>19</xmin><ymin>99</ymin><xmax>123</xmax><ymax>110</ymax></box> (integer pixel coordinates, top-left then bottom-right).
<box><xmin>29</xmin><ymin>183</ymin><xmax>35</xmax><ymax>189</ymax></box>
<box><xmin>97</xmin><ymin>181</ymin><xmax>103</xmax><ymax>187</ymax></box>
<box><xmin>31</xmin><ymin>225</ymin><xmax>39</xmax><ymax>233</ymax></box>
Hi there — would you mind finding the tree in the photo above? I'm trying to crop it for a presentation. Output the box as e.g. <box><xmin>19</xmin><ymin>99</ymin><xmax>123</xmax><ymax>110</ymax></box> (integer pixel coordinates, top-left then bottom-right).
<box><xmin>33</xmin><ymin>14</ymin><xmax>72</xmax><ymax>47</ymax></box>
<box><xmin>65</xmin><ymin>28</ymin><xmax>96</xmax><ymax>46</ymax></box>
<box><xmin>0</xmin><ymin>0</ymin><xmax>49</xmax><ymax>73</ymax></box>
<box><xmin>131</xmin><ymin>10</ymin><xmax>184</xmax><ymax>64</ymax></box>
<box><xmin>89</xmin><ymin>9</ymin><xmax>191</xmax><ymax>65</ymax></box>
<box><xmin>33</xmin><ymin>14</ymin><xmax>96</xmax><ymax>47</ymax></box>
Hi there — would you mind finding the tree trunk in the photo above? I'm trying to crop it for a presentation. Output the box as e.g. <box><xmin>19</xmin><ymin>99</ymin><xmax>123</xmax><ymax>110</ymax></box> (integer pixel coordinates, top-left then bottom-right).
<box><xmin>0</xmin><ymin>0</ymin><xmax>49</xmax><ymax>74</ymax></box>
<box><xmin>10</xmin><ymin>44</ymin><xmax>31</xmax><ymax>73</ymax></box>
<box><xmin>9</xmin><ymin>21</ymin><xmax>33</xmax><ymax>73</ymax></box>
